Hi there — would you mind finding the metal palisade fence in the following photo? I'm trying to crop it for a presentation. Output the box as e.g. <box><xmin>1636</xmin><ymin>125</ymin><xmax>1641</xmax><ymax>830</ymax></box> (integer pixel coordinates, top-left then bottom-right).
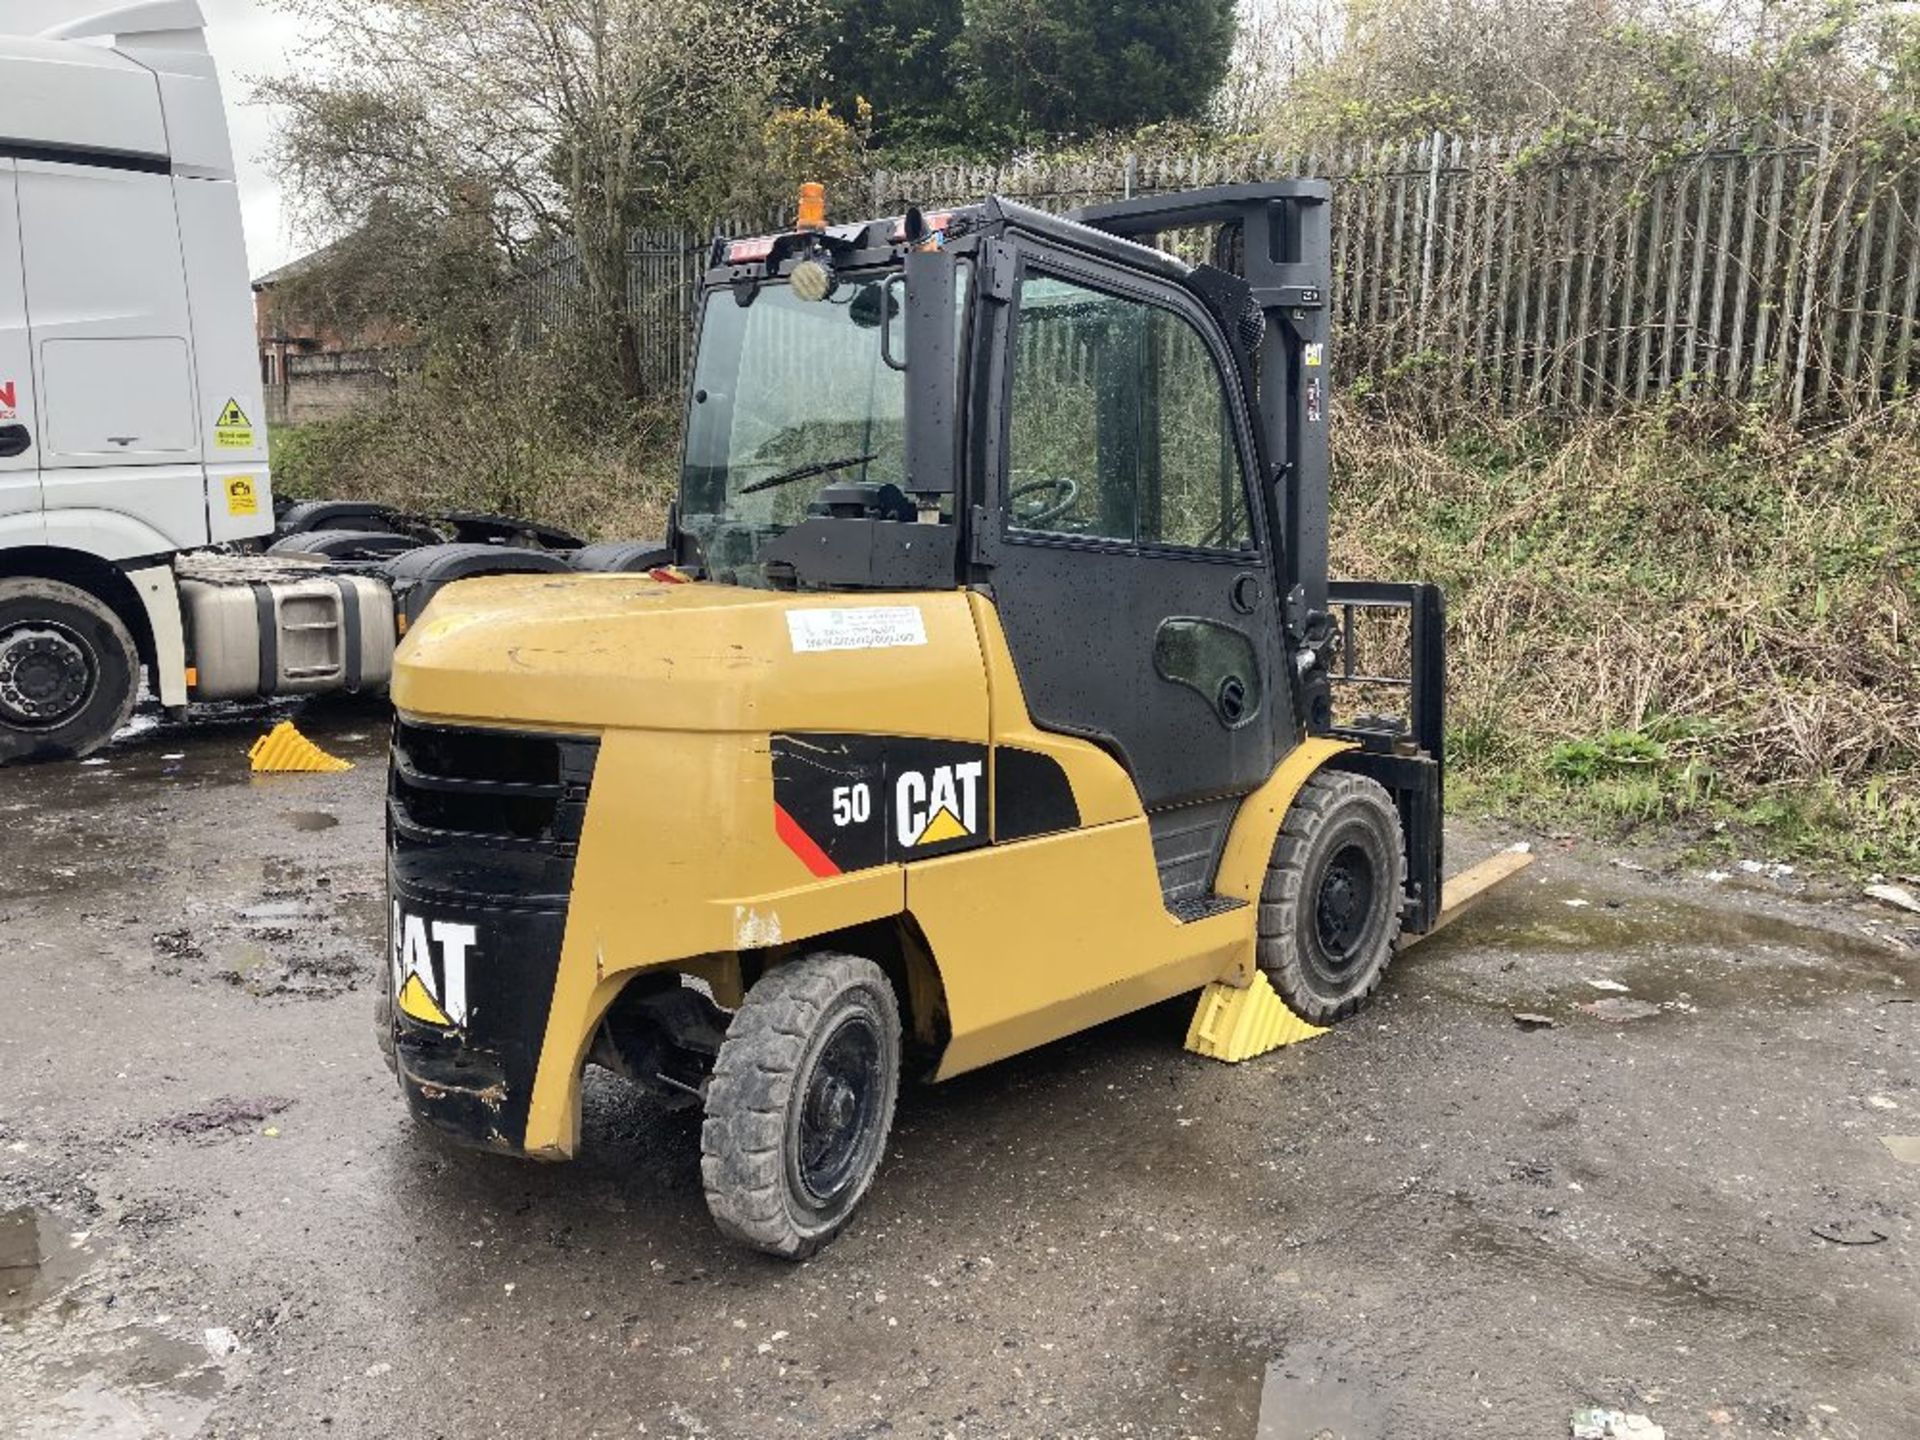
<box><xmin>523</xmin><ymin>113</ymin><xmax>1920</xmax><ymax>424</ymax></box>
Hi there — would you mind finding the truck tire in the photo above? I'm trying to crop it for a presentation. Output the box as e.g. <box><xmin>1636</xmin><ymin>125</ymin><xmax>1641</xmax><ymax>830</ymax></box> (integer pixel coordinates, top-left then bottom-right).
<box><xmin>1256</xmin><ymin>769</ymin><xmax>1407</xmax><ymax>1024</ymax></box>
<box><xmin>701</xmin><ymin>953</ymin><xmax>901</xmax><ymax>1259</ymax></box>
<box><xmin>0</xmin><ymin>578</ymin><xmax>140</xmax><ymax>764</ymax></box>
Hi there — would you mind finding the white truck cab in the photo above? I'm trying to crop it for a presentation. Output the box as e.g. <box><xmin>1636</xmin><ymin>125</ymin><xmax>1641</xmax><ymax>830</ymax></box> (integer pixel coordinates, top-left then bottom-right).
<box><xmin>0</xmin><ymin>1</ymin><xmax>375</xmax><ymax>762</ymax></box>
<box><xmin>0</xmin><ymin>2</ymin><xmax>653</xmax><ymax>763</ymax></box>
<box><xmin>0</xmin><ymin>1</ymin><xmax>270</xmax><ymax>558</ymax></box>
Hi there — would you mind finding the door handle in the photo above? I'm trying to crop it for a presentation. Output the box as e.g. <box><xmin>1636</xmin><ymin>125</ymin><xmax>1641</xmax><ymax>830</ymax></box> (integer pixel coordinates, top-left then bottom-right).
<box><xmin>1217</xmin><ymin>674</ymin><xmax>1251</xmax><ymax>726</ymax></box>
<box><xmin>0</xmin><ymin>424</ymin><xmax>30</xmax><ymax>459</ymax></box>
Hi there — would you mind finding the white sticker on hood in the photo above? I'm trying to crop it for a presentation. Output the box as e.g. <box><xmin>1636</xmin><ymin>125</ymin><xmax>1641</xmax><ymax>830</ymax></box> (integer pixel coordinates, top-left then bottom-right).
<box><xmin>786</xmin><ymin>606</ymin><xmax>928</xmax><ymax>653</ymax></box>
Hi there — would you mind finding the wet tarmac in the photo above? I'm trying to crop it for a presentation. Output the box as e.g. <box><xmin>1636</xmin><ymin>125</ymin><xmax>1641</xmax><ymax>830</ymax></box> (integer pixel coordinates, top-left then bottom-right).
<box><xmin>2</xmin><ymin>703</ymin><xmax>1916</xmax><ymax>1439</ymax></box>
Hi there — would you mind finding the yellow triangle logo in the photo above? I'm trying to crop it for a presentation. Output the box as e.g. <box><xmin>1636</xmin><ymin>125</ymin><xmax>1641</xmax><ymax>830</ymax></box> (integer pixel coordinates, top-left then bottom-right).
<box><xmin>916</xmin><ymin>805</ymin><xmax>970</xmax><ymax>844</ymax></box>
<box><xmin>397</xmin><ymin>972</ymin><xmax>451</xmax><ymax>1027</ymax></box>
<box><xmin>217</xmin><ymin>398</ymin><xmax>250</xmax><ymax>429</ymax></box>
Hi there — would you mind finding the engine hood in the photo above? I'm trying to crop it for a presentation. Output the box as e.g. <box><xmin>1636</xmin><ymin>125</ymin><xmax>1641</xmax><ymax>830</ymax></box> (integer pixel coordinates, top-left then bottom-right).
<box><xmin>391</xmin><ymin>574</ymin><xmax>988</xmax><ymax>739</ymax></box>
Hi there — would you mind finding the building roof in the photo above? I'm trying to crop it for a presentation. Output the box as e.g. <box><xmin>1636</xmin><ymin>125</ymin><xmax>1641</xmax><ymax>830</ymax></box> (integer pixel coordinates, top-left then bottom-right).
<box><xmin>252</xmin><ymin>238</ymin><xmax>345</xmax><ymax>291</ymax></box>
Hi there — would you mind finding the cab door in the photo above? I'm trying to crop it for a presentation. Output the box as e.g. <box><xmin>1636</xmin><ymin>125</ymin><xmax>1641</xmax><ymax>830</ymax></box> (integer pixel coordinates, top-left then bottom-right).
<box><xmin>15</xmin><ymin>157</ymin><xmax>208</xmax><ymax>552</ymax></box>
<box><xmin>975</xmin><ymin>240</ymin><xmax>1294</xmax><ymax>904</ymax></box>
<box><xmin>0</xmin><ymin>160</ymin><xmax>38</xmax><ymax>528</ymax></box>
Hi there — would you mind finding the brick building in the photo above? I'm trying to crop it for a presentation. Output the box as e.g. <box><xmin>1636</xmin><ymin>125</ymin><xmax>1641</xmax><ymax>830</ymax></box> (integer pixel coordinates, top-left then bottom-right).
<box><xmin>252</xmin><ymin>245</ymin><xmax>411</xmax><ymax>424</ymax></box>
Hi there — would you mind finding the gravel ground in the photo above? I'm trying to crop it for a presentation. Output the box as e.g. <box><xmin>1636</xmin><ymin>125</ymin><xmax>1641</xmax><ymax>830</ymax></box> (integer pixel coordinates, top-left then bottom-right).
<box><xmin>2</xmin><ymin>703</ymin><xmax>1915</xmax><ymax>1440</ymax></box>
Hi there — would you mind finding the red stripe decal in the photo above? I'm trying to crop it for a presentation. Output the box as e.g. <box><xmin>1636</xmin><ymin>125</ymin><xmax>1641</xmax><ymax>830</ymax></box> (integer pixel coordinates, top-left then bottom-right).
<box><xmin>774</xmin><ymin>803</ymin><xmax>841</xmax><ymax>878</ymax></box>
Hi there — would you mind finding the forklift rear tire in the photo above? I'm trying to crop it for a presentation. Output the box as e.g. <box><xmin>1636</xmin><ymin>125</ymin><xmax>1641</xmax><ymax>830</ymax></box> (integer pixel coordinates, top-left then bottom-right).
<box><xmin>0</xmin><ymin>578</ymin><xmax>140</xmax><ymax>765</ymax></box>
<box><xmin>1257</xmin><ymin>769</ymin><xmax>1407</xmax><ymax>1024</ymax></box>
<box><xmin>700</xmin><ymin>953</ymin><xmax>902</xmax><ymax>1259</ymax></box>
<box><xmin>374</xmin><ymin>955</ymin><xmax>398</xmax><ymax>1076</ymax></box>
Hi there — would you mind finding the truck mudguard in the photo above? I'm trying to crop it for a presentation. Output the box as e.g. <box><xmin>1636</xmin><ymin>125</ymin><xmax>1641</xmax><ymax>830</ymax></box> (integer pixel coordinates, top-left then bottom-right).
<box><xmin>569</xmin><ymin>539</ymin><xmax>673</xmax><ymax>573</ymax></box>
<box><xmin>381</xmin><ymin>542</ymin><xmax>574</xmax><ymax>626</ymax></box>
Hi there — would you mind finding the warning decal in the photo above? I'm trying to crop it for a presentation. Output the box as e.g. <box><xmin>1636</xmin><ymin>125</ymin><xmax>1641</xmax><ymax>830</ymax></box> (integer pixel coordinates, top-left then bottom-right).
<box><xmin>224</xmin><ymin>475</ymin><xmax>260</xmax><ymax>516</ymax></box>
<box><xmin>0</xmin><ymin>378</ymin><xmax>16</xmax><ymax>421</ymax></box>
<box><xmin>214</xmin><ymin>398</ymin><xmax>254</xmax><ymax>450</ymax></box>
<box><xmin>786</xmin><ymin>606</ymin><xmax>927</xmax><ymax>653</ymax></box>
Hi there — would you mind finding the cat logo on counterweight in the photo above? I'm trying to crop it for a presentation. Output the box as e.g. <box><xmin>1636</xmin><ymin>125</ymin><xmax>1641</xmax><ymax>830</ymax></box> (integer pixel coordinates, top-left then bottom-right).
<box><xmin>895</xmin><ymin>760</ymin><xmax>981</xmax><ymax>847</ymax></box>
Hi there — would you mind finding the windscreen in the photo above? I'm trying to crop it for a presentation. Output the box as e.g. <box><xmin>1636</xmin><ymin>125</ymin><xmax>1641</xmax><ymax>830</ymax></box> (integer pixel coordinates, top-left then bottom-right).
<box><xmin>679</xmin><ymin>266</ymin><xmax>969</xmax><ymax>587</ymax></box>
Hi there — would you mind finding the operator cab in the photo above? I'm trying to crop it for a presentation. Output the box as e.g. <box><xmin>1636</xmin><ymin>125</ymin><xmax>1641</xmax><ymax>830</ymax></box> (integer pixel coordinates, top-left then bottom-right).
<box><xmin>668</xmin><ymin>183</ymin><xmax>1396</xmax><ymax>913</ymax></box>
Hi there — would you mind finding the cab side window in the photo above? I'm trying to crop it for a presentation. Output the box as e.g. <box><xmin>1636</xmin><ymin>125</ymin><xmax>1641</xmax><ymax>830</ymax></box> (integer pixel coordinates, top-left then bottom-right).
<box><xmin>1006</xmin><ymin>271</ymin><xmax>1254</xmax><ymax>552</ymax></box>
<box><xmin>1005</xmin><ymin>276</ymin><xmax>1136</xmax><ymax>541</ymax></box>
<box><xmin>1139</xmin><ymin>306</ymin><xmax>1254</xmax><ymax>550</ymax></box>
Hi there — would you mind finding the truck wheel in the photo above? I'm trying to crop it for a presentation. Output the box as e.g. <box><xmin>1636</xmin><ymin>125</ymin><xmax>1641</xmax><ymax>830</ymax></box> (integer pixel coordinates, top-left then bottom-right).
<box><xmin>701</xmin><ymin>953</ymin><xmax>901</xmax><ymax>1259</ymax></box>
<box><xmin>1257</xmin><ymin>769</ymin><xmax>1407</xmax><ymax>1024</ymax></box>
<box><xmin>0</xmin><ymin>578</ymin><xmax>140</xmax><ymax>765</ymax></box>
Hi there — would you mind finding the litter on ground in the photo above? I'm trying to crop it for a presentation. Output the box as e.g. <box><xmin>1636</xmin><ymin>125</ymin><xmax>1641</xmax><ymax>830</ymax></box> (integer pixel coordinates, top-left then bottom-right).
<box><xmin>1571</xmin><ymin>1407</ymin><xmax>1666</xmax><ymax>1439</ymax></box>
<box><xmin>1880</xmin><ymin>1135</ymin><xmax>1920</xmax><ymax>1165</ymax></box>
<box><xmin>1864</xmin><ymin>883</ymin><xmax>1920</xmax><ymax>915</ymax></box>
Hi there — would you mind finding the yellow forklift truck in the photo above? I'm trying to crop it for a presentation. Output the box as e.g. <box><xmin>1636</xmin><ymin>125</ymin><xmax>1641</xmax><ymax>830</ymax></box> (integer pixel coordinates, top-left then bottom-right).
<box><xmin>382</xmin><ymin>182</ymin><xmax>1514</xmax><ymax>1257</ymax></box>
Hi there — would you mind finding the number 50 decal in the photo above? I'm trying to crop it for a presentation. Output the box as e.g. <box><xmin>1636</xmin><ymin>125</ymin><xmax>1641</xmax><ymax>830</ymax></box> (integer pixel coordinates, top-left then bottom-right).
<box><xmin>772</xmin><ymin>734</ymin><xmax>990</xmax><ymax>875</ymax></box>
<box><xmin>831</xmin><ymin>783</ymin><xmax>872</xmax><ymax>827</ymax></box>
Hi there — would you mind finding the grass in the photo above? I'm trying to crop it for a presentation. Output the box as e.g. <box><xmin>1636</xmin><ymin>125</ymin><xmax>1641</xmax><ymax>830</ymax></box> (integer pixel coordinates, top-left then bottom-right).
<box><xmin>1333</xmin><ymin>403</ymin><xmax>1920</xmax><ymax>873</ymax></box>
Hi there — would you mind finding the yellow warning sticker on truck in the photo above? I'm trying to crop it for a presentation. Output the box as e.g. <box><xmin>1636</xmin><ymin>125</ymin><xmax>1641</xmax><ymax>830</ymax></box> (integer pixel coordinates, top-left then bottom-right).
<box><xmin>225</xmin><ymin>474</ymin><xmax>260</xmax><ymax>516</ymax></box>
<box><xmin>214</xmin><ymin>398</ymin><xmax>254</xmax><ymax>449</ymax></box>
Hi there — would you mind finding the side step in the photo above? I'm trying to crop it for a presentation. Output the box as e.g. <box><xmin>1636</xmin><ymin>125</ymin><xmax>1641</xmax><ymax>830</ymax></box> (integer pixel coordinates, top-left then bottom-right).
<box><xmin>1167</xmin><ymin>894</ymin><xmax>1245</xmax><ymax>923</ymax></box>
<box><xmin>1184</xmin><ymin>844</ymin><xmax>1535</xmax><ymax>1064</ymax></box>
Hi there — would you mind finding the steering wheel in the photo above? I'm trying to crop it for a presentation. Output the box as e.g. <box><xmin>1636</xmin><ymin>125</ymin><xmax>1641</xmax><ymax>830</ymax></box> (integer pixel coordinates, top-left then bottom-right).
<box><xmin>1009</xmin><ymin>474</ymin><xmax>1080</xmax><ymax>528</ymax></box>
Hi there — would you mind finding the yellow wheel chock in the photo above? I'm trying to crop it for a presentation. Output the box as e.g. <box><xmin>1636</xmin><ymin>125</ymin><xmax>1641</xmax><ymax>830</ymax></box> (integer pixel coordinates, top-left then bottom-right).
<box><xmin>1184</xmin><ymin>972</ymin><xmax>1327</xmax><ymax>1062</ymax></box>
<box><xmin>1184</xmin><ymin>845</ymin><xmax>1536</xmax><ymax>1064</ymax></box>
<box><xmin>248</xmin><ymin>720</ymin><xmax>353</xmax><ymax>774</ymax></box>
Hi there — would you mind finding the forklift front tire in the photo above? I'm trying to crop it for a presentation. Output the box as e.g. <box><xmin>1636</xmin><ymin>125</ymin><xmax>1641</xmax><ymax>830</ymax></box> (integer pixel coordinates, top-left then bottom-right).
<box><xmin>1257</xmin><ymin>770</ymin><xmax>1407</xmax><ymax>1025</ymax></box>
<box><xmin>701</xmin><ymin>953</ymin><xmax>902</xmax><ymax>1259</ymax></box>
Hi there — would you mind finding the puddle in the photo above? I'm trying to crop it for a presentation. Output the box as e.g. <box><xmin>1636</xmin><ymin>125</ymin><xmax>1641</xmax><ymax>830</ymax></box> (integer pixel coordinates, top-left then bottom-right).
<box><xmin>2</xmin><ymin>1205</ymin><xmax>93</xmax><ymax>1324</ymax></box>
<box><xmin>1414</xmin><ymin>883</ymin><xmax>1914</xmax><ymax>1020</ymax></box>
<box><xmin>0</xmin><ymin>1206</ymin><xmax>231</xmax><ymax>1438</ymax></box>
<box><xmin>1432</xmin><ymin>889</ymin><xmax>1900</xmax><ymax>966</ymax></box>
<box><xmin>1256</xmin><ymin>1339</ymin><xmax>1389</xmax><ymax>1438</ymax></box>
<box><xmin>210</xmin><ymin>940</ymin><xmax>271</xmax><ymax>982</ymax></box>
<box><xmin>237</xmin><ymin>898</ymin><xmax>314</xmax><ymax>923</ymax></box>
<box><xmin>1444</xmin><ymin>1215</ymin><xmax>1790</xmax><ymax>1322</ymax></box>
<box><xmin>1104</xmin><ymin>1319</ymin><xmax>1275</xmax><ymax>1438</ymax></box>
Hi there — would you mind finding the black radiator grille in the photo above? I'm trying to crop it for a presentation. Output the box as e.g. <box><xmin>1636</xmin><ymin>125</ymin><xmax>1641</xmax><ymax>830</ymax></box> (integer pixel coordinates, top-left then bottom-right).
<box><xmin>388</xmin><ymin>721</ymin><xmax>599</xmax><ymax>903</ymax></box>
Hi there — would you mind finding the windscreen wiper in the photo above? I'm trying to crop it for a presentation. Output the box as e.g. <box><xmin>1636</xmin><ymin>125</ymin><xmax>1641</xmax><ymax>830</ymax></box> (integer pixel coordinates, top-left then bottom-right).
<box><xmin>738</xmin><ymin>453</ymin><xmax>878</xmax><ymax>495</ymax></box>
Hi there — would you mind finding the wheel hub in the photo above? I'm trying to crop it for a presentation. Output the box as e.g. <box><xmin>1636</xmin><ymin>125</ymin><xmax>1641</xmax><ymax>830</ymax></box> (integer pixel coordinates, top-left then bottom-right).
<box><xmin>0</xmin><ymin>624</ymin><xmax>94</xmax><ymax>727</ymax></box>
<box><xmin>810</xmin><ymin>1074</ymin><xmax>856</xmax><ymax>1132</ymax></box>
<box><xmin>1313</xmin><ymin>843</ymin><xmax>1377</xmax><ymax>973</ymax></box>
<box><xmin>796</xmin><ymin>1017</ymin><xmax>881</xmax><ymax>1205</ymax></box>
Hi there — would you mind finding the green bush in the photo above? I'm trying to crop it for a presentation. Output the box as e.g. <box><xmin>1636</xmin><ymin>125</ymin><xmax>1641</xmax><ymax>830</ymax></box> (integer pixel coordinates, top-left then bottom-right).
<box><xmin>267</xmin><ymin>345</ymin><xmax>678</xmax><ymax>541</ymax></box>
<box><xmin>1334</xmin><ymin>404</ymin><xmax>1920</xmax><ymax>870</ymax></box>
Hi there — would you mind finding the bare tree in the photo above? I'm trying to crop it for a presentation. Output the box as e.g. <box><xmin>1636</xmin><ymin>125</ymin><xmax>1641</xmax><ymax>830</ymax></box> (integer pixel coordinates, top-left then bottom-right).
<box><xmin>1216</xmin><ymin>0</ymin><xmax>1342</xmax><ymax>134</ymax></box>
<box><xmin>1225</xmin><ymin>0</ymin><xmax>1915</xmax><ymax>143</ymax></box>
<box><xmin>265</xmin><ymin>0</ymin><xmax>820</xmax><ymax>398</ymax></box>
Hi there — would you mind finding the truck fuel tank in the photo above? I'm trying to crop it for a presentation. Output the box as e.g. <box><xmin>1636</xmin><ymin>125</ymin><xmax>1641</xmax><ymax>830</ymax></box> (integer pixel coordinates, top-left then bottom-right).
<box><xmin>176</xmin><ymin>556</ymin><xmax>394</xmax><ymax>701</ymax></box>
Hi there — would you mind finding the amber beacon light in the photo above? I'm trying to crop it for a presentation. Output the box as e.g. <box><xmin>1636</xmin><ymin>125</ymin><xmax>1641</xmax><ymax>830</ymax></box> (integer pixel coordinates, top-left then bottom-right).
<box><xmin>796</xmin><ymin>181</ymin><xmax>827</xmax><ymax>231</ymax></box>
